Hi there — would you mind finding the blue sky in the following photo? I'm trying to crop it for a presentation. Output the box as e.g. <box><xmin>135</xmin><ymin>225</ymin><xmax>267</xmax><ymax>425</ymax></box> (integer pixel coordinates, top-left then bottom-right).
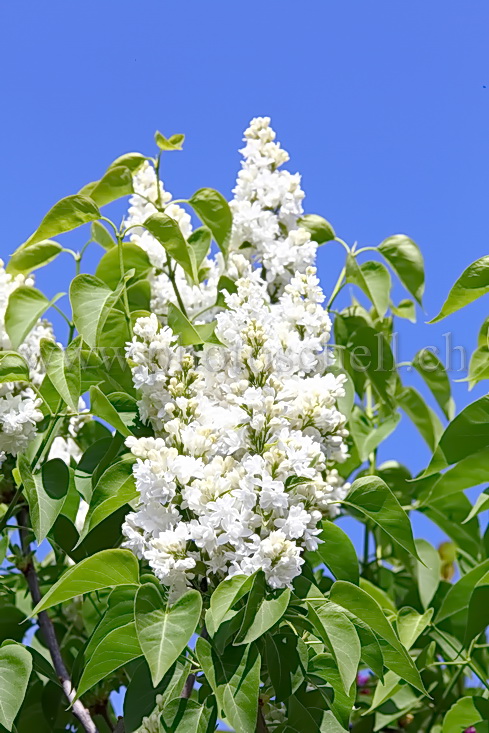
<box><xmin>1</xmin><ymin>0</ymin><xmax>488</xmax><ymax>549</ymax></box>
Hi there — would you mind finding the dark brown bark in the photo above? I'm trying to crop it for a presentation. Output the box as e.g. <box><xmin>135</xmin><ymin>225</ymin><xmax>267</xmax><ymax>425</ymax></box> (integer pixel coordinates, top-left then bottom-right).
<box><xmin>18</xmin><ymin>508</ymin><xmax>99</xmax><ymax>733</ymax></box>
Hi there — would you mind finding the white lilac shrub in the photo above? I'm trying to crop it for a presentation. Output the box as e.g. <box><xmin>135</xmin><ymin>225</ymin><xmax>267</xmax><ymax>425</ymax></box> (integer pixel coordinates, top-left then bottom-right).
<box><xmin>0</xmin><ymin>261</ymin><xmax>47</xmax><ymax>465</ymax></box>
<box><xmin>122</xmin><ymin>119</ymin><xmax>350</xmax><ymax>598</ymax></box>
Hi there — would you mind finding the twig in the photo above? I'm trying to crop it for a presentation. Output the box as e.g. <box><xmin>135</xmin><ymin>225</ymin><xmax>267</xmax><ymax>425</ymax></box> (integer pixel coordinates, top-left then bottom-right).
<box><xmin>256</xmin><ymin>705</ymin><xmax>269</xmax><ymax>733</ymax></box>
<box><xmin>18</xmin><ymin>508</ymin><xmax>99</xmax><ymax>733</ymax></box>
<box><xmin>181</xmin><ymin>626</ymin><xmax>208</xmax><ymax>699</ymax></box>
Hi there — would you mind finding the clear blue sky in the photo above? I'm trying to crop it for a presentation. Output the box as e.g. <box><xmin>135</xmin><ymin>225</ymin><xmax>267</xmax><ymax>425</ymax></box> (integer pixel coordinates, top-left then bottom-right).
<box><xmin>1</xmin><ymin>1</ymin><xmax>488</xmax><ymax>547</ymax></box>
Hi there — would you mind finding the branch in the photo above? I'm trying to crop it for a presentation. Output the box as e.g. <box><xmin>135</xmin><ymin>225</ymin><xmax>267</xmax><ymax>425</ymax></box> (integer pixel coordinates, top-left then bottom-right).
<box><xmin>18</xmin><ymin>508</ymin><xmax>99</xmax><ymax>733</ymax></box>
<box><xmin>256</xmin><ymin>705</ymin><xmax>269</xmax><ymax>733</ymax></box>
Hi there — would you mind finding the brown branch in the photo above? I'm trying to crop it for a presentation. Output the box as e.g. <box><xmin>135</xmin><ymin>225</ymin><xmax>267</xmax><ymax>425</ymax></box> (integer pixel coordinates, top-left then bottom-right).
<box><xmin>256</xmin><ymin>704</ymin><xmax>269</xmax><ymax>733</ymax></box>
<box><xmin>18</xmin><ymin>508</ymin><xmax>99</xmax><ymax>733</ymax></box>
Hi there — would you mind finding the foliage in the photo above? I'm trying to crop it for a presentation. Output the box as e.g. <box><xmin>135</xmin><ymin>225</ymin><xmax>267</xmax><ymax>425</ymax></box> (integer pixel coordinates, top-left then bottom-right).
<box><xmin>0</xmin><ymin>117</ymin><xmax>487</xmax><ymax>733</ymax></box>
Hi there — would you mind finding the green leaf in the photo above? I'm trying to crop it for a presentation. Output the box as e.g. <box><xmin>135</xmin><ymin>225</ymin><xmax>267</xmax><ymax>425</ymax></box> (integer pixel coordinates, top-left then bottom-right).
<box><xmin>349</xmin><ymin>407</ymin><xmax>400</xmax><ymax>462</ymax></box>
<box><xmin>235</xmin><ymin>574</ymin><xmax>290</xmax><ymax>645</ymax></box>
<box><xmin>396</xmin><ymin>606</ymin><xmax>433</xmax><ymax>648</ymax></box>
<box><xmin>288</xmin><ymin>690</ymin><xmax>347</xmax><ymax>732</ymax></box>
<box><xmin>308</xmin><ymin>654</ymin><xmax>355</xmax><ymax>729</ymax></box>
<box><xmin>378</xmin><ymin>234</ymin><xmax>425</xmax><ymax>305</ymax></box>
<box><xmin>308</xmin><ymin>521</ymin><xmax>359</xmax><ymax>585</ymax></box>
<box><xmin>31</xmin><ymin>549</ymin><xmax>139</xmax><ymax>614</ymax></box>
<box><xmin>207</xmin><ymin>574</ymin><xmax>254</xmax><ymax>637</ymax></box>
<box><xmin>466</xmin><ymin>344</ymin><xmax>489</xmax><ymax>388</ymax></box>
<box><xmin>70</xmin><ymin>273</ymin><xmax>123</xmax><ymax>348</ymax></box>
<box><xmin>124</xmin><ymin>659</ymin><xmax>191</xmax><ymax>733</ymax></box>
<box><xmin>397</xmin><ymin>386</ymin><xmax>443</xmax><ymax>451</ymax></box>
<box><xmin>463</xmin><ymin>488</ymin><xmax>489</xmax><ymax>523</ymax></box>
<box><xmin>442</xmin><ymin>696</ymin><xmax>489</xmax><ymax>733</ymax></box>
<box><xmin>463</xmin><ymin>571</ymin><xmax>489</xmax><ymax>647</ymax></box>
<box><xmin>430</xmin><ymin>255</ymin><xmax>489</xmax><ymax>322</ymax></box>
<box><xmin>160</xmin><ymin>698</ymin><xmax>216</xmax><ymax>733</ymax></box>
<box><xmin>297</xmin><ymin>213</ymin><xmax>335</xmax><ymax>244</ymax></box>
<box><xmin>0</xmin><ymin>642</ymin><xmax>32</xmax><ymax>731</ymax></box>
<box><xmin>84</xmin><ymin>585</ymin><xmax>137</xmax><ymax>662</ymax></box>
<box><xmin>40</xmin><ymin>337</ymin><xmax>81</xmax><ymax>411</ymax></box>
<box><xmin>425</xmin><ymin>445</ymin><xmax>489</xmax><ymax>502</ymax></box>
<box><xmin>0</xmin><ymin>352</ymin><xmax>29</xmax><ymax>383</ymax></box>
<box><xmin>188</xmin><ymin>188</ymin><xmax>232</xmax><ymax>254</ymax></box>
<box><xmin>344</xmin><ymin>476</ymin><xmax>420</xmax><ymax>561</ymax></box>
<box><xmin>106</xmin><ymin>152</ymin><xmax>146</xmax><ymax>173</ymax></box>
<box><xmin>413</xmin><ymin>349</ymin><xmax>455</xmax><ymax>419</ymax></box>
<box><xmin>5</xmin><ymin>286</ymin><xmax>57</xmax><ymax>350</ymax></box>
<box><xmin>436</xmin><ymin>558</ymin><xmax>489</xmax><ymax>622</ymax></box>
<box><xmin>7</xmin><ymin>240</ymin><xmax>63</xmax><ymax>275</ymax></box>
<box><xmin>196</xmin><ymin>638</ymin><xmax>260</xmax><ymax>733</ymax></box>
<box><xmin>346</xmin><ymin>256</ymin><xmax>391</xmax><ymax>318</ymax></box>
<box><xmin>143</xmin><ymin>212</ymin><xmax>198</xmax><ymax>281</ymax></box>
<box><xmin>432</xmin><ymin>394</ymin><xmax>489</xmax><ymax>467</ymax></box>
<box><xmin>0</xmin><ymin>535</ymin><xmax>8</xmax><ymax>565</ymax></box>
<box><xmin>330</xmin><ymin>581</ymin><xmax>427</xmax><ymax>694</ymax></box>
<box><xmin>167</xmin><ymin>303</ymin><xmax>220</xmax><ymax>346</ymax></box>
<box><xmin>0</xmin><ymin>608</ymin><xmax>26</xmax><ymax>645</ymax></box>
<box><xmin>95</xmin><ymin>243</ymin><xmax>151</xmax><ymax>289</ymax></box>
<box><xmin>359</xmin><ymin>577</ymin><xmax>397</xmax><ymax>614</ymax></box>
<box><xmin>155</xmin><ymin>131</ymin><xmax>185</xmax><ymax>151</ymax></box>
<box><xmin>391</xmin><ymin>299</ymin><xmax>416</xmax><ymax>322</ymax></box>
<box><xmin>19</xmin><ymin>455</ymin><xmax>68</xmax><ymax>544</ymax></box>
<box><xmin>91</xmin><ymin>221</ymin><xmax>116</xmax><ymax>250</ymax></box>
<box><xmin>346</xmin><ymin>326</ymin><xmax>396</xmax><ymax>405</ymax></box>
<box><xmin>77</xmin><ymin>621</ymin><xmax>141</xmax><ymax>697</ymax></box>
<box><xmin>353</xmin><ymin>618</ymin><xmax>385</xmax><ymax>679</ymax></box>
<box><xmin>421</xmin><ymin>492</ymin><xmax>482</xmax><ymax>559</ymax></box>
<box><xmin>188</xmin><ymin>227</ymin><xmax>212</xmax><ymax>269</ymax></box>
<box><xmin>77</xmin><ymin>457</ymin><xmax>136</xmax><ymax>543</ymax></box>
<box><xmin>135</xmin><ymin>585</ymin><xmax>201</xmax><ymax>686</ymax></box>
<box><xmin>89</xmin><ymin>385</ymin><xmax>133</xmax><ymax>437</ymax></box>
<box><xmin>308</xmin><ymin>602</ymin><xmax>361</xmax><ymax>693</ymax></box>
<box><xmin>79</xmin><ymin>165</ymin><xmax>133</xmax><ymax>207</ymax></box>
<box><xmin>264</xmin><ymin>629</ymin><xmax>308</xmax><ymax>703</ymax></box>
<box><xmin>415</xmin><ymin>539</ymin><xmax>441</xmax><ymax>609</ymax></box>
<box><xmin>23</xmin><ymin>194</ymin><xmax>100</xmax><ymax>248</ymax></box>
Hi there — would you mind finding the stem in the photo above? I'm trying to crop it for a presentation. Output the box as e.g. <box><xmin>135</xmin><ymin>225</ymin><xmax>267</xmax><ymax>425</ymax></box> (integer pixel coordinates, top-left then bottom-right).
<box><xmin>155</xmin><ymin>152</ymin><xmax>162</xmax><ymax>207</ymax></box>
<box><xmin>333</xmin><ymin>237</ymin><xmax>351</xmax><ymax>255</ymax></box>
<box><xmin>434</xmin><ymin>627</ymin><xmax>489</xmax><ymax>692</ymax></box>
<box><xmin>424</xmin><ymin>642</ymin><xmax>474</xmax><ymax>732</ymax></box>
<box><xmin>116</xmin><ymin>233</ymin><xmax>134</xmax><ymax>339</ymax></box>
<box><xmin>100</xmin><ymin>216</ymin><xmax>120</xmax><ymax>240</ymax></box>
<box><xmin>166</xmin><ymin>257</ymin><xmax>188</xmax><ymax>316</ymax></box>
<box><xmin>327</xmin><ymin>266</ymin><xmax>346</xmax><ymax>309</ymax></box>
<box><xmin>17</xmin><ymin>508</ymin><xmax>98</xmax><ymax>733</ymax></box>
<box><xmin>181</xmin><ymin>627</ymin><xmax>208</xmax><ymax>698</ymax></box>
<box><xmin>51</xmin><ymin>303</ymin><xmax>73</xmax><ymax>329</ymax></box>
<box><xmin>355</xmin><ymin>245</ymin><xmax>378</xmax><ymax>256</ymax></box>
<box><xmin>363</xmin><ymin>523</ymin><xmax>370</xmax><ymax>574</ymax></box>
<box><xmin>0</xmin><ymin>484</ymin><xmax>24</xmax><ymax>533</ymax></box>
<box><xmin>31</xmin><ymin>407</ymin><xmax>62</xmax><ymax>471</ymax></box>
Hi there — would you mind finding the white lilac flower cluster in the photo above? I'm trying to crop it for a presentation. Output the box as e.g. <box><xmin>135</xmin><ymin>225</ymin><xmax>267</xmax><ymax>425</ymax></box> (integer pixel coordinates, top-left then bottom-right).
<box><xmin>124</xmin><ymin>161</ymin><xmax>221</xmax><ymax>321</ymax></box>
<box><xmin>0</xmin><ymin>260</ymin><xmax>86</xmax><ymax>470</ymax></box>
<box><xmin>124</xmin><ymin>116</ymin><xmax>317</xmax><ymax>320</ymax></box>
<box><xmin>0</xmin><ymin>260</ymin><xmax>47</xmax><ymax>467</ymax></box>
<box><xmin>138</xmin><ymin>694</ymin><xmax>165</xmax><ymax>733</ymax></box>
<box><xmin>123</xmin><ymin>263</ymin><xmax>349</xmax><ymax>598</ymax></box>
<box><xmin>229</xmin><ymin>116</ymin><xmax>317</xmax><ymax>295</ymax></box>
